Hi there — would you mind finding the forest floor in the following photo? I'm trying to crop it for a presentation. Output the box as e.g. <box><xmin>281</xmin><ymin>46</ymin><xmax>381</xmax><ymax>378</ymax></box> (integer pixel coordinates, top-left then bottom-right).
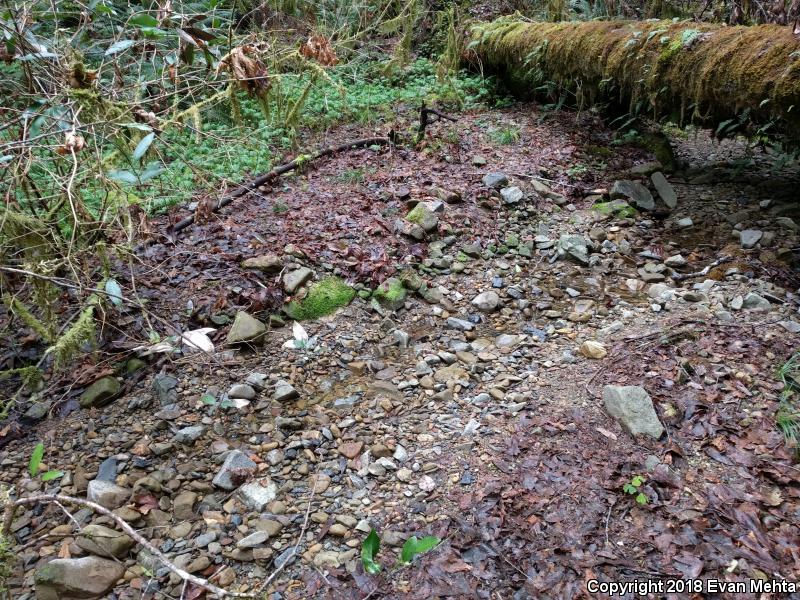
<box><xmin>2</xmin><ymin>103</ymin><xmax>800</xmax><ymax>599</ymax></box>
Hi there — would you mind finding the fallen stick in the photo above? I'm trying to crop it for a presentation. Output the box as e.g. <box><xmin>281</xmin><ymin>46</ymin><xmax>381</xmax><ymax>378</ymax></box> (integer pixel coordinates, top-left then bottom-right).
<box><xmin>671</xmin><ymin>257</ymin><xmax>730</xmax><ymax>281</ymax></box>
<box><xmin>165</xmin><ymin>136</ymin><xmax>392</xmax><ymax>239</ymax></box>
<box><xmin>3</xmin><ymin>494</ymin><xmax>252</xmax><ymax>598</ymax></box>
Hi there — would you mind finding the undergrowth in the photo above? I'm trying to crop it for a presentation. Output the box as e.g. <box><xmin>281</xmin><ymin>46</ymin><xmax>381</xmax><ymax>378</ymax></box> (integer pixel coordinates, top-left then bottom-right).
<box><xmin>777</xmin><ymin>353</ymin><xmax>800</xmax><ymax>452</ymax></box>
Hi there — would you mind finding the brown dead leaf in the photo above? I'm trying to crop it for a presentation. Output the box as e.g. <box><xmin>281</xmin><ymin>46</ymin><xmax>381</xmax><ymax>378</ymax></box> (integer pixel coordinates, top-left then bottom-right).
<box><xmin>300</xmin><ymin>34</ymin><xmax>338</xmax><ymax>66</ymax></box>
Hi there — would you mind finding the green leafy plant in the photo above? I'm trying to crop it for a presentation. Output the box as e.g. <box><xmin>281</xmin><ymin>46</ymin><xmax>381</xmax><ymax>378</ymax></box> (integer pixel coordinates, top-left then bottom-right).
<box><xmin>361</xmin><ymin>528</ymin><xmax>441</xmax><ymax>575</ymax></box>
<box><xmin>336</xmin><ymin>168</ymin><xmax>365</xmax><ymax>184</ymax></box>
<box><xmin>623</xmin><ymin>475</ymin><xmax>648</xmax><ymax>505</ymax></box>
<box><xmin>361</xmin><ymin>528</ymin><xmax>382</xmax><ymax>574</ymax></box>
<box><xmin>28</xmin><ymin>442</ymin><xmax>63</xmax><ymax>482</ymax></box>
<box><xmin>399</xmin><ymin>535</ymin><xmax>441</xmax><ymax>564</ymax></box>
<box><xmin>272</xmin><ymin>200</ymin><xmax>290</xmax><ymax>214</ymax></box>
<box><xmin>491</xmin><ymin>126</ymin><xmax>521</xmax><ymax>145</ymax></box>
<box><xmin>776</xmin><ymin>353</ymin><xmax>800</xmax><ymax>450</ymax></box>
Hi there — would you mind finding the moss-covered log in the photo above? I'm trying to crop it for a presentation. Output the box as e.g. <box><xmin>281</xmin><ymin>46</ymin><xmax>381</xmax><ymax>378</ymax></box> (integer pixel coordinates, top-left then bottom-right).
<box><xmin>469</xmin><ymin>19</ymin><xmax>800</xmax><ymax>138</ymax></box>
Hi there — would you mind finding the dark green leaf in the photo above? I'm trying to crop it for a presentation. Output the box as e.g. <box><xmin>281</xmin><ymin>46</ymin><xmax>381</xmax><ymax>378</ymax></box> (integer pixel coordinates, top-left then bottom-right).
<box><xmin>29</xmin><ymin>442</ymin><xmax>44</xmax><ymax>477</ymax></box>
<box><xmin>399</xmin><ymin>535</ymin><xmax>440</xmax><ymax>564</ymax></box>
<box><xmin>361</xmin><ymin>529</ymin><xmax>381</xmax><ymax>574</ymax></box>
<box><xmin>133</xmin><ymin>132</ymin><xmax>155</xmax><ymax>161</ymax></box>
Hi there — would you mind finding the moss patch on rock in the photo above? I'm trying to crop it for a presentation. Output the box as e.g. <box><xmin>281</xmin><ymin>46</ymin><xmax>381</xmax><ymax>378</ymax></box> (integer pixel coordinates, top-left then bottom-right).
<box><xmin>373</xmin><ymin>277</ymin><xmax>407</xmax><ymax>310</ymax></box>
<box><xmin>283</xmin><ymin>277</ymin><xmax>355</xmax><ymax>320</ymax></box>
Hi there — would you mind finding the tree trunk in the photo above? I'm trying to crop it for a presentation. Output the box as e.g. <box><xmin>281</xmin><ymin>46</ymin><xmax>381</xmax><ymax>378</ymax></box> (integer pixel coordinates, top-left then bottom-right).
<box><xmin>468</xmin><ymin>19</ymin><xmax>800</xmax><ymax>139</ymax></box>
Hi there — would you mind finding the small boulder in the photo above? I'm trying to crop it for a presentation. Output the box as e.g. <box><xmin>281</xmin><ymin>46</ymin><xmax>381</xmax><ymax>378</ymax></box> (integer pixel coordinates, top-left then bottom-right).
<box><xmin>499</xmin><ymin>186</ymin><xmax>524</xmax><ymax>205</ymax></box>
<box><xmin>471</xmin><ymin>291</ymin><xmax>500</xmax><ymax>312</ymax></box>
<box><xmin>610</xmin><ymin>180</ymin><xmax>655</xmax><ymax>211</ymax></box>
<box><xmin>212</xmin><ymin>450</ymin><xmax>257</xmax><ymax>490</ymax></box>
<box><xmin>557</xmin><ymin>235</ymin><xmax>592</xmax><ymax>265</ymax></box>
<box><xmin>79</xmin><ymin>377</ymin><xmax>121</xmax><ymax>409</ymax></box>
<box><xmin>226</xmin><ymin>311</ymin><xmax>266</xmax><ymax>345</ymax></box>
<box><xmin>283</xmin><ymin>267</ymin><xmax>313</xmax><ymax>294</ymax></box>
<box><xmin>579</xmin><ymin>340</ymin><xmax>607</xmax><ymax>359</ymax></box>
<box><xmin>273</xmin><ymin>380</ymin><xmax>299</xmax><ymax>403</ymax></box>
<box><xmin>34</xmin><ymin>556</ymin><xmax>125</xmax><ymax>600</ymax></box>
<box><xmin>742</xmin><ymin>292</ymin><xmax>771</xmax><ymax>310</ymax></box>
<box><xmin>87</xmin><ymin>480</ymin><xmax>130</xmax><ymax>510</ymax></box>
<box><xmin>603</xmin><ymin>385</ymin><xmax>664</xmax><ymax>439</ymax></box>
<box><xmin>405</xmin><ymin>204</ymin><xmax>438</xmax><ymax>233</ymax></box>
<box><xmin>739</xmin><ymin>229</ymin><xmax>763</xmax><ymax>249</ymax></box>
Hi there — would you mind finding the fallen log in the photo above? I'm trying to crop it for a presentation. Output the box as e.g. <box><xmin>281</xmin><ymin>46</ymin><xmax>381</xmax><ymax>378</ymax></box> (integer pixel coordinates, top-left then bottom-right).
<box><xmin>469</xmin><ymin>18</ymin><xmax>800</xmax><ymax>139</ymax></box>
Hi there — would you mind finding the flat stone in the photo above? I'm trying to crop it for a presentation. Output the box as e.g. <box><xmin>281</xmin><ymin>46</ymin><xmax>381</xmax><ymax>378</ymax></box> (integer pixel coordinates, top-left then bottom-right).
<box><xmin>228</xmin><ymin>384</ymin><xmax>256</xmax><ymax>400</ymax></box>
<box><xmin>238</xmin><ymin>478</ymin><xmax>278</xmax><ymax>511</ymax></box>
<box><xmin>283</xmin><ymin>267</ymin><xmax>313</xmax><ymax>294</ymax></box>
<box><xmin>212</xmin><ymin>450</ymin><xmax>257</xmax><ymax>490</ymax></box>
<box><xmin>79</xmin><ymin>377</ymin><xmax>121</xmax><ymax>409</ymax></box>
<box><xmin>273</xmin><ymin>380</ymin><xmax>299</xmax><ymax>402</ymax></box>
<box><xmin>610</xmin><ymin>180</ymin><xmax>655</xmax><ymax>210</ymax></box>
<box><xmin>651</xmin><ymin>172</ymin><xmax>677</xmax><ymax>208</ymax></box>
<box><xmin>338</xmin><ymin>441</ymin><xmax>364</xmax><ymax>459</ymax></box>
<box><xmin>173</xmin><ymin>425</ymin><xmax>205</xmax><ymax>444</ymax></box>
<box><xmin>446</xmin><ymin>317</ymin><xmax>474</xmax><ymax>331</ymax></box>
<box><xmin>173</xmin><ymin>491</ymin><xmax>198</xmax><ymax>520</ymax></box>
<box><xmin>237</xmin><ymin>531</ymin><xmax>268</xmax><ymax>548</ymax></box>
<box><xmin>482</xmin><ymin>172</ymin><xmax>509</xmax><ymax>189</ymax></box>
<box><xmin>471</xmin><ymin>291</ymin><xmax>500</xmax><ymax>312</ymax></box>
<box><xmin>557</xmin><ymin>235</ymin><xmax>591</xmax><ymax>265</ymax></box>
<box><xmin>34</xmin><ymin>556</ymin><xmax>125</xmax><ymax>600</ymax></box>
<box><xmin>676</xmin><ymin>217</ymin><xmax>693</xmax><ymax>228</ymax></box>
<box><xmin>226</xmin><ymin>311</ymin><xmax>266</xmax><ymax>345</ymax></box>
<box><xmin>241</xmin><ymin>254</ymin><xmax>282</xmax><ymax>273</ymax></box>
<box><xmin>740</xmin><ymin>229</ymin><xmax>763</xmax><ymax>249</ymax></box>
<box><xmin>87</xmin><ymin>480</ymin><xmax>130</xmax><ymax>510</ymax></box>
<box><xmin>76</xmin><ymin>524</ymin><xmax>134</xmax><ymax>559</ymax></box>
<box><xmin>603</xmin><ymin>385</ymin><xmax>664</xmax><ymax>439</ymax></box>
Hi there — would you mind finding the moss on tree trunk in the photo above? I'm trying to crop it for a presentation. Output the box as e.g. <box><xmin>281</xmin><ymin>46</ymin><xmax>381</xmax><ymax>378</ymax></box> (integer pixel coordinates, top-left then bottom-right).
<box><xmin>469</xmin><ymin>18</ymin><xmax>800</xmax><ymax>139</ymax></box>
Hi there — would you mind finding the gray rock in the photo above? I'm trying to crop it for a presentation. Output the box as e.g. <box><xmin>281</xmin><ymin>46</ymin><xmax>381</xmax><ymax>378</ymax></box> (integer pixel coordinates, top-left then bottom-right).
<box><xmin>471</xmin><ymin>291</ymin><xmax>500</xmax><ymax>312</ymax></box>
<box><xmin>151</xmin><ymin>373</ymin><xmax>178</xmax><ymax>406</ymax></box>
<box><xmin>283</xmin><ymin>267</ymin><xmax>313</xmax><ymax>293</ymax></box>
<box><xmin>610</xmin><ymin>180</ymin><xmax>655</xmax><ymax>210</ymax></box>
<box><xmin>212</xmin><ymin>450</ymin><xmax>257</xmax><ymax>490</ymax></box>
<box><xmin>173</xmin><ymin>491</ymin><xmax>197</xmax><ymax>520</ymax></box>
<box><xmin>742</xmin><ymin>292</ymin><xmax>771</xmax><ymax>310</ymax></box>
<box><xmin>676</xmin><ymin>217</ymin><xmax>693</xmax><ymax>229</ymax></box>
<box><xmin>603</xmin><ymin>385</ymin><xmax>664</xmax><ymax>439</ymax></box>
<box><xmin>446</xmin><ymin>317</ymin><xmax>475</xmax><ymax>331</ymax></box>
<box><xmin>173</xmin><ymin>425</ymin><xmax>205</xmax><ymax>444</ymax></box>
<box><xmin>24</xmin><ymin>400</ymin><xmax>51</xmax><ymax>421</ymax></box>
<box><xmin>237</xmin><ymin>531</ymin><xmax>268</xmax><ymax>548</ymax></box>
<box><xmin>226</xmin><ymin>311</ymin><xmax>266</xmax><ymax>345</ymax></box>
<box><xmin>273</xmin><ymin>380</ymin><xmax>299</xmax><ymax>403</ymax></box>
<box><xmin>775</xmin><ymin>217</ymin><xmax>798</xmax><ymax>231</ymax></box>
<box><xmin>76</xmin><ymin>524</ymin><xmax>134</xmax><ymax>559</ymax></box>
<box><xmin>96</xmin><ymin>457</ymin><xmax>117</xmax><ymax>482</ymax></box>
<box><xmin>779</xmin><ymin>320</ymin><xmax>800</xmax><ymax>333</ymax></box>
<box><xmin>651</xmin><ymin>172</ymin><xmax>677</xmax><ymax>208</ymax></box>
<box><xmin>664</xmin><ymin>254</ymin><xmax>687</xmax><ymax>267</ymax></box>
<box><xmin>405</xmin><ymin>204</ymin><xmax>438</xmax><ymax>233</ymax></box>
<box><xmin>238</xmin><ymin>478</ymin><xmax>278</xmax><ymax>511</ymax></box>
<box><xmin>500</xmin><ymin>186</ymin><xmax>524</xmax><ymax>205</ymax></box>
<box><xmin>228</xmin><ymin>384</ymin><xmax>256</xmax><ymax>400</ymax></box>
<box><xmin>557</xmin><ymin>234</ymin><xmax>592</xmax><ymax>265</ymax></box>
<box><xmin>79</xmin><ymin>377</ymin><xmax>121</xmax><ymax>409</ymax></box>
<box><xmin>34</xmin><ymin>556</ymin><xmax>125</xmax><ymax>600</ymax></box>
<box><xmin>245</xmin><ymin>372</ymin><xmax>268</xmax><ymax>390</ymax></box>
<box><xmin>740</xmin><ymin>229</ymin><xmax>763</xmax><ymax>249</ymax></box>
<box><xmin>87</xmin><ymin>480</ymin><xmax>130</xmax><ymax>510</ymax></box>
<box><xmin>482</xmin><ymin>172</ymin><xmax>509</xmax><ymax>189</ymax></box>
<box><xmin>194</xmin><ymin>532</ymin><xmax>217</xmax><ymax>548</ymax></box>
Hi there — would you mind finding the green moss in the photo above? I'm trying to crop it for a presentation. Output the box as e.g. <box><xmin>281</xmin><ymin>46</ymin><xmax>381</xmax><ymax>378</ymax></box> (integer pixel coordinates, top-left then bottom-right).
<box><xmin>592</xmin><ymin>200</ymin><xmax>636</xmax><ymax>218</ymax></box>
<box><xmin>373</xmin><ymin>277</ymin><xmax>407</xmax><ymax>309</ymax></box>
<box><xmin>405</xmin><ymin>204</ymin><xmax>428</xmax><ymax>225</ymax></box>
<box><xmin>283</xmin><ymin>277</ymin><xmax>355</xmax><ymax>320</ymax></box>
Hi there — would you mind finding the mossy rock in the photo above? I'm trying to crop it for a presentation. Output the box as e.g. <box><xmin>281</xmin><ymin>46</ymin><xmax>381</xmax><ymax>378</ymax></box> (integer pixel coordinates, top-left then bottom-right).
<box><xmin>283</xmin><ymin>277</ymin><xmax>355</xmax><ymax>320</ymax></box>
<box><xmin>592</xmin><ymin>200</ymin><xmax>637</xmax><ymax>218</ymax></box>
<box><xmin>373</xmin><ymin>277</ymin><xmax>407</xmax><ymax>310</ymax></box>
